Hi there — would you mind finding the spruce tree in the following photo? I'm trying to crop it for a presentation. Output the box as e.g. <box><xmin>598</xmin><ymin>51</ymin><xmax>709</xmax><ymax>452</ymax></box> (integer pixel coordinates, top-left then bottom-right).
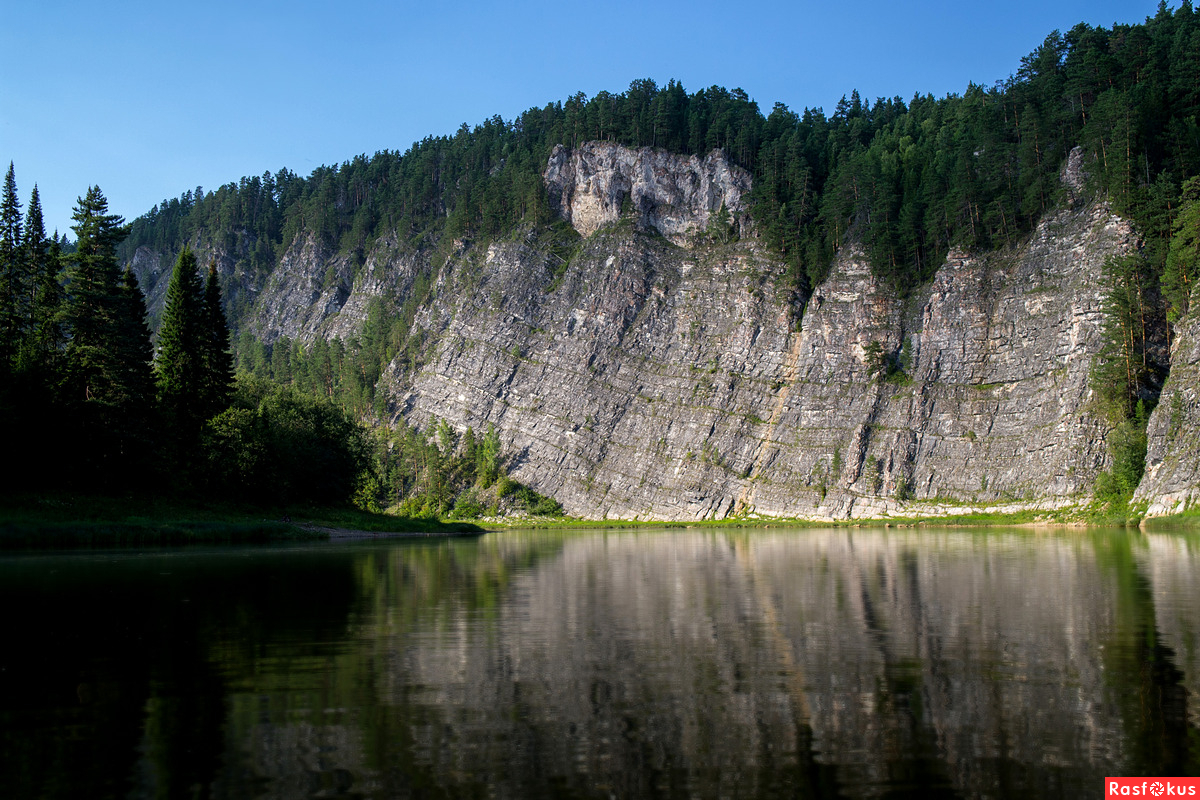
<box><xmin>113</xmin><ymin>267</ymin><xmax>157</xmax><ymax>470</ymax></box>
<box><xmin>155</xmin><ymin>246</ymin><xmax>206</xmax><ymax>470</ymax></box>
<box><xmin>64</xmin><ymin>187</ymin><xmax>129</xmax><ymax>404</ymax></box>
<box><xmin>19</xmin><ymin>185</ymin><xmax>63</xmax><ymax>369</ymax></box>
<box><xmin>0</xmin><ymin>163</ymin><xmax>25</xmax><ymax>366</ymax></box>
<box><xmin>62</xmin><ymin>186</ymin><xmax>145</xmax><ymax>484</ymax></box>
<box><xmin>4</xmin><ymin>185</ymin><xmax>68</xmax><ymax>486</ymax></box>
<box><xmin>199</xmin><ymin>261</ymin><xmax>233</xmax><ymax>418</ymax></box>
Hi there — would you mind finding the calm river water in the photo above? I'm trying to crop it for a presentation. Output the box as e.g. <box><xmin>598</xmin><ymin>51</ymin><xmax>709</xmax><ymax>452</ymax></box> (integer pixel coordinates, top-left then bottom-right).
<box><xmin>1</xmin><ymin>527</ymin><xmax>1197</xmax><ymax>798</ymax></box>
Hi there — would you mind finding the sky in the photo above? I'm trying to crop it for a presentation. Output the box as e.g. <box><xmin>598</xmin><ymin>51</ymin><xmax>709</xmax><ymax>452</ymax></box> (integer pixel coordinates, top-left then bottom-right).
<box><xmin>0</xmin><ymin>0</ymin><xmax>1172</xmax><ymax>238</ymax></box>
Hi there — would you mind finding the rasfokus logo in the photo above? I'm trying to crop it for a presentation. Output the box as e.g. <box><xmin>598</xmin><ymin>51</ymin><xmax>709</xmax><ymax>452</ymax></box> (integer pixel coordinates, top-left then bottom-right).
<box><xmin>1107</xmin><ymin>778</ymin><xmax>1199</xmax><ymax>797</ymax></box>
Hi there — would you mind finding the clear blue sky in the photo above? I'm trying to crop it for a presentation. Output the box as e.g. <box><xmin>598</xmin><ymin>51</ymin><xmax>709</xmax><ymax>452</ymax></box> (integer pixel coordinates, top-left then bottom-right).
<box><xmin>0</xmin><ymin>0</ymin><xmax>1170</xmax><ymax>238</ymax></box>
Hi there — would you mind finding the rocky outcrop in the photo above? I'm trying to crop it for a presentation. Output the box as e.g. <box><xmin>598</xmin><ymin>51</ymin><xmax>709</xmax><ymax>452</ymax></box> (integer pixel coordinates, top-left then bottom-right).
<box><xmin>1136</xmin><ymin>312</ymin><xmax>1200</xmax><ymax>516</ymax></box>
<box><xmin>247</xmin><ymin>234</ymin><xmax>422</xmax><ymax>343</ymax></box>
<box><xmin>544</xmin><ymin>142</ymin><xmax>751</xmax><ymax>244</ymax></box>
<box><xmin>130</xmin><ymin>234</ymin><xmax>266</xmax><ymax>330</ymax></box>
<box><xmin>131</xmin><ymin>232</ymin><xmax>424</xmax><ymax>345</ymax></box>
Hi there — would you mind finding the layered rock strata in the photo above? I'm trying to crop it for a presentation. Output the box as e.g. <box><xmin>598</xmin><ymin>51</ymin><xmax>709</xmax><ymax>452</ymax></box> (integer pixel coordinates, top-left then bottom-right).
<box><xmin>393</xmin><ymin>193</ymin><xmax>1132</xmax><ymax>519</ymax></box>
<box><xmin>129</xmin><ymin>142</ymin><xmax>1190</xmax><ymax>519</ymax></box>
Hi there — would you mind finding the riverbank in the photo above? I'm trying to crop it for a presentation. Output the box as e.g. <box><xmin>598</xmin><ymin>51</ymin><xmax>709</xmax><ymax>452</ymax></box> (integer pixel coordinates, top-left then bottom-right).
<box><xmin>0</xmin><ymin>493</ymin><xmax>484</xmax><ymax>549</ymax></box>
<box><xmin>478</xmin><ymin>503</ymin><xmax>1199</xmax><ymax>531</ymax></box>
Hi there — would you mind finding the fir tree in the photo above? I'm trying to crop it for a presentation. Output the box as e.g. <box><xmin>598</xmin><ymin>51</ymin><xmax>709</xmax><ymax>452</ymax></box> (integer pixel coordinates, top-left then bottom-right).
<box><xmin>19</xmin><ymin>185</ymin><xmax>63</xmax><ymax>369</ymax></box>
<box><xmin>113</xmin><ymin>267</ymin><xmax>157</xmax><ymax>468</ymax></box>
<box><xmin>63</xmin><ymin>187</ymin><xmax>129</xmax><ymax>405</ymax></box>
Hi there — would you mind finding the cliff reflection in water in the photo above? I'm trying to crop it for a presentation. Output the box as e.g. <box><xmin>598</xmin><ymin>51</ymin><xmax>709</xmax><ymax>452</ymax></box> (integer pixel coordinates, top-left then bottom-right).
<box><xmin>220</xmin><ymin>530</ymin><xmax>1199</xmax><ymax>799</ymax></box>
<box><xmin>2</xmin><ymin>529</ymin><xmax>1197</xmax><ymax>798</ymax></box>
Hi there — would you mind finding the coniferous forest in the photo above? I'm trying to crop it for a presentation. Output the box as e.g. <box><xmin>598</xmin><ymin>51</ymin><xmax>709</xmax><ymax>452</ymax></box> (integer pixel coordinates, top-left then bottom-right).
<box><xmin>3</xmin><ymin>3</ymin><xmax>1200</xmax><ymax>525</ymax></box>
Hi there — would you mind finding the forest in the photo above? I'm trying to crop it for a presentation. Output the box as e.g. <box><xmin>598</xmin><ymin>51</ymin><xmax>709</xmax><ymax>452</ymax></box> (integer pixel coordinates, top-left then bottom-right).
<box><xmin>0</xmin><ymin>176</ymin><xmax>558</xmax><ymax>522</ymax></box>
<box><xmin>120</xmin><ymin>3</ymin><xmax>1199</xmax><ymax>308</ymax></box>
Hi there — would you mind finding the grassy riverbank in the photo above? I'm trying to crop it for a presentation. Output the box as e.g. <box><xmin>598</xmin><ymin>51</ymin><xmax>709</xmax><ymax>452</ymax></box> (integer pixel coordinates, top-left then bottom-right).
<box><xmin>482</xmin><ymin>502</ymin><xmax>1199</xmax><ymax>531</ymax></box>
<box><xmin>0</xmin><ymin>493</ymin><xmax>484</xmax><ymax>549</ymax></box>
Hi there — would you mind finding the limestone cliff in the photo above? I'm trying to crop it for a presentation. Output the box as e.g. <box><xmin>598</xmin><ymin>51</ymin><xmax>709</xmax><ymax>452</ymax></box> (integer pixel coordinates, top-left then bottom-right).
<box><xmin>128</xmin><ymin>141</ymin><xmax>1192</xmax><ymax>520</ymax></box>
<box><xmin>390</xmin><ymin>193</ymin><xmax>1131</xmax><ymax>519</ymax></box>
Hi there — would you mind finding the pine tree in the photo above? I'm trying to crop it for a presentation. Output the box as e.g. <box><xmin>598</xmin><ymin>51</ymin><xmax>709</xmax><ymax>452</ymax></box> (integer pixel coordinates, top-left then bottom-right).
<box><xmin>1092</xmin><ymin>253</ymin><xmax>1154</xmax><ymax>418</ymax></box>
<box><xmin>199</xmin><ymin>261</ymin><xmax>234</xmax><ymax>418</ymax></box>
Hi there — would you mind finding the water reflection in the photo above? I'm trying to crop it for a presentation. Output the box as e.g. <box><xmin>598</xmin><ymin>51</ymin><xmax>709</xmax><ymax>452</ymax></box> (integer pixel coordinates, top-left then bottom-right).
<box><xmin>0</xmin><ymin>529</ymin><xmax>1196</xmax><ymax>798</ymax></box>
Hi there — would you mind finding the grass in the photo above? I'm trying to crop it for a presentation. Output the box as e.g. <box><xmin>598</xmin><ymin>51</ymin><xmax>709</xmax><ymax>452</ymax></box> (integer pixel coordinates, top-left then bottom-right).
<box><xmin>0</xmin><ymin>492</ymin><xmax>484</xmax><ymax>549</ymax></box>
<box><xmin>1141</xmin><ymin>505</ymin><xmax>1200</xmax><ymax>531</ymax></box>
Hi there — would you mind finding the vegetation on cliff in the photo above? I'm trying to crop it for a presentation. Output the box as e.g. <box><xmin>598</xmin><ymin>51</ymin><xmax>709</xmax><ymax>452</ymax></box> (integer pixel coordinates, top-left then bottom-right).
<box><xmin>0</xmin><ymin>170</ymin><xmax>559</xmax><ymax>535</ymax></box>
<box><xmin>120</xmin><ymin>3</ymin><xmax>1200</xmax><ymax>312</ymax></box>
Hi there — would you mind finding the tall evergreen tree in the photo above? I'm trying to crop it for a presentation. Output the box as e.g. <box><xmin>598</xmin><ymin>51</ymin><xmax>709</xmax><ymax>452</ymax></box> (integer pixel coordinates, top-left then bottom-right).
<box><xmin>199</xmin><ymin>261</ymin><xmax>234</xmax><ymax>418</ymax></box>
<box><xmin>62</xmin><ymin>186</ymin><xmax>146</xmax><ymax>484</ymax></box>
<box><xmin>1164</xmin><ymin>175</ymin><xmax>1200</xmax><ymax>323</ymax></box>
<box><xmin>113</xmin><ymin>267</ymin><xmax>157</xmax><ymax>470</ymax></box>
<box><xmin>155</xmin><ymin>246</ymin><xmax>207</xmax><ymax>472</ymax></box>
<box><xmin>0</xmin><ymin>163</ymin><xmax>25</xmax><ymax>366</ymax></box>
<box><xmin>1093</xmin><ymin>253</ymin><xmax>1156</xmax><ymax>418</ymax></box>
<box><xmin>64</xmin><ymin>187</ymin><xmax>129</xmax><ymax>403</ymax></box>
<box><xmin>19</xmin><ymin>185</ymin><xmax>63</xmax><ymax>369</ymax></box>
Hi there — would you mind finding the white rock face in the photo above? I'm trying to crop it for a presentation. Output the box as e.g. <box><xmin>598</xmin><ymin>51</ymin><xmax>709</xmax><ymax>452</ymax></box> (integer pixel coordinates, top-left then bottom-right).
<box><xmin>544</xmin><ymin>142</ymin><xmax>752</xmax><ymax>245</ymax></box>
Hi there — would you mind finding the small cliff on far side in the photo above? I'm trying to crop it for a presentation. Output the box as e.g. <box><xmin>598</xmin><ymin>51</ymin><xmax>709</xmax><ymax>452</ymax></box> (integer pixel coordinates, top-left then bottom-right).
<box><xmin>1136</xmin><ymin>311</ymin><xmax>1200</xmax><ymax>517</ymax></box>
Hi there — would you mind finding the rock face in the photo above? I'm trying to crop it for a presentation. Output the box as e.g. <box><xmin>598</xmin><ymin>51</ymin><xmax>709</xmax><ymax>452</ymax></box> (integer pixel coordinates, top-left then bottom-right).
<box><xmin>127</xmin><ymin>140</ymin><xmax>1194</xmax><ymax>519</ymax></box>
<box><xmin>248</xmin><ymin>234</ymin><xmax>422</xmax><ymax>343</ymax></box>
<box><xmin>544</xmin><ymin>142</ymin><xmax>751</xmax><ymax>244</ymax></box>
<box><xmin>390</xmin><ymin>194</ymin><xmax>1132</xmax><ymax>519</ymax></box>
<box><xmin>1136</xmin><ymin>312</ymin><xmax>1200</xmax><ymax>516</ymax></box>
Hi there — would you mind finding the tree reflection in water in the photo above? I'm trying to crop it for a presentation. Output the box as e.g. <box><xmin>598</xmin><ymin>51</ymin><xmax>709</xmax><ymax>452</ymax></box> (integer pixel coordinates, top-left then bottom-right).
<box><xmin>0</xmin><ymin>529</ymin><xmax>1196</xmax><ymax>799</ymax></box>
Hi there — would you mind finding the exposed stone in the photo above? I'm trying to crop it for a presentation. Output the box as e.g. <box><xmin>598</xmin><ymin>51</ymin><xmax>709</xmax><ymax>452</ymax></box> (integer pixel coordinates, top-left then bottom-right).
<box><xmin>544</xmin><ymin>142</ymin><xmax>752</xmax><ymax>245</ymax></box>
<box><xmin>389</xmin><ymin>190</ymin><xmax>1134</xmax><ymax>520</ymax></box>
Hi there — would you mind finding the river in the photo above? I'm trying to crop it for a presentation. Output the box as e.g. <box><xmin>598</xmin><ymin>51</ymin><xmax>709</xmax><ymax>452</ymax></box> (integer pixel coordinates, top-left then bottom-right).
<box><xmin>1</xmin><ymin>527</ymin><xmax>1197</xmax><ymax>798</ymax></box>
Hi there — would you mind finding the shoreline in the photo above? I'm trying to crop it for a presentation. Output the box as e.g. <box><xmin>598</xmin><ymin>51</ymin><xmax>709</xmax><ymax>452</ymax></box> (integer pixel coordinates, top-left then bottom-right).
<box><xmin>299</xmin><ymin>523</ymin><xmax>487</xmax><ymax>540</ymax></box>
